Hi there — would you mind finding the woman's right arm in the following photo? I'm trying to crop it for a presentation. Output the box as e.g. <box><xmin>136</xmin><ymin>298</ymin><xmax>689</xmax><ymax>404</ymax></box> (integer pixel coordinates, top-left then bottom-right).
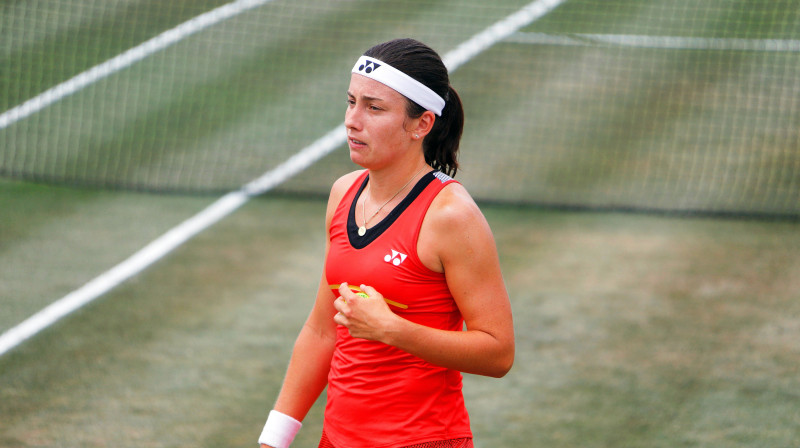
<box><xmin>260</xmin><ymin>171</ymin><xmax>362</xmax><ymax>447</ymax></box>
<box><xmin>270</xmin><ymin>274</ymin><xmax>338</xmax><ymax>420</ymax></box>
<box><xmin>259</xmin><ymin>275</ymin><xmax>337</xmax><ymax>448</ymax></box>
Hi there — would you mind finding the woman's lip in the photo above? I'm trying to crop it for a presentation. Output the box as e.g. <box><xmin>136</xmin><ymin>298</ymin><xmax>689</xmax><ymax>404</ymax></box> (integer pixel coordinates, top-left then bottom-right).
<box><xmin>349</xmin><ymin>137</ymin><xmax>366</xmax><ymax>146</ymax></box>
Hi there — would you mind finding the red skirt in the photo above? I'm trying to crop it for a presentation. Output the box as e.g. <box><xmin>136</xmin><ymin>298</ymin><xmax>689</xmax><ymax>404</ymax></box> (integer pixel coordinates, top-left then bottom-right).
<box><xmin>318</xmin><ymin>430</ymin><xmax>473</xmax><ymax>448</ymax></box>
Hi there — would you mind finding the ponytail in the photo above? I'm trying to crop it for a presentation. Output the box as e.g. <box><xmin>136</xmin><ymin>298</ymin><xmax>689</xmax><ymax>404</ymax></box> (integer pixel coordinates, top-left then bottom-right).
<box><xmin>423</xmin><ymin>86</ymin><xmax>463</xmax><ymax>177</ymax></box>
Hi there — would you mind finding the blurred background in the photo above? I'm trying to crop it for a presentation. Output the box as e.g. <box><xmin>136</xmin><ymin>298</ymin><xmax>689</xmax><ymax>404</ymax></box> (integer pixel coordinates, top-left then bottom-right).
<box><xmin>1</xmin><ymin>1</ymin><xmax>799</xmax><ymax>447</ymax></box>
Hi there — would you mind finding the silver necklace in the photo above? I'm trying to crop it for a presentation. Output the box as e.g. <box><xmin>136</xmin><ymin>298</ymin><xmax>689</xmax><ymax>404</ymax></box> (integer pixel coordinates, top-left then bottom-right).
<box><xmin>358</xmin><ymin>167</ymin><xmax>426</xmax><ymax>237</ymax></box>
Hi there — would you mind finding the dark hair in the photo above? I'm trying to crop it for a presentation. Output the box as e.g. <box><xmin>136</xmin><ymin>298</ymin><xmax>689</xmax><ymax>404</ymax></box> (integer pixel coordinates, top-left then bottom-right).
<box><xmin>363</xmin><ymin>38</ymin><xmax>463</xmax><ymax>177</ymax></box>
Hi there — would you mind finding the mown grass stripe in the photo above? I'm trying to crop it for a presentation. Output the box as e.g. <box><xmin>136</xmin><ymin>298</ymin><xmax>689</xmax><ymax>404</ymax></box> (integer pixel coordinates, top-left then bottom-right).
<box><xmin>0</xmin><ymin>0</ymin><xmax>275</xmax><ymax>131</ymax></box>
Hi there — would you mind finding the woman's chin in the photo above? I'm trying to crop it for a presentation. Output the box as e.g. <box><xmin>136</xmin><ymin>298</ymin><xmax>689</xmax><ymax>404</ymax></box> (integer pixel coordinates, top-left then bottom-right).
<box><xmin>348</xmin><ymin>150</ymin><xmax>369</xmax><ymax>168</ymax></box>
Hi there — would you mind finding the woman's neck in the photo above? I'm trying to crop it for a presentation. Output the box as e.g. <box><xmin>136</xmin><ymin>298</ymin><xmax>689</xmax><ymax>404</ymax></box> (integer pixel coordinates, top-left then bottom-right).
<box><xmin>367</xmin><ymin>160</ymin><xmax>430</xmax><ymax>203</ymax></box>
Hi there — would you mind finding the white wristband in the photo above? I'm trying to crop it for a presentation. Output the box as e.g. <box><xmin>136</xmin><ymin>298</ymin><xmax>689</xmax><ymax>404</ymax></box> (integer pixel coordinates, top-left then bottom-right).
<box><xmin>258</xmin><ymin>410</ymin><xmax>302</xmax><ymax>448</ymax></box>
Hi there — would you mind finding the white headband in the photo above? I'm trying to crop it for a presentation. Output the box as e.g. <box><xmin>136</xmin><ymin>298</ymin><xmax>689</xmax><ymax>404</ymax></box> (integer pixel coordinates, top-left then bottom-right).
<box><xmin>352</xmin><ymin>55</ymin><xmax>446</xmax><ymax>116</ymax></box>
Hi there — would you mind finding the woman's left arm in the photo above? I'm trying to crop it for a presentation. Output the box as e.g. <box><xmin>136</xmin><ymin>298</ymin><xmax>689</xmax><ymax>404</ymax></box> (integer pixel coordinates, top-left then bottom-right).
<box><xmin>334</xmin><ymin>184</ymin><xmax>515</xmax><ymax>377</ymax></box>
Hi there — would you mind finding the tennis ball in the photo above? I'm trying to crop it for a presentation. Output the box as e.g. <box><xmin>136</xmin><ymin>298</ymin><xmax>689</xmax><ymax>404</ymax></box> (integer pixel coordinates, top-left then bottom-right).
<box><xmin>356</xmin><ymin>292</ymin><xmax>369</xmax><ymax>299</ymax></box>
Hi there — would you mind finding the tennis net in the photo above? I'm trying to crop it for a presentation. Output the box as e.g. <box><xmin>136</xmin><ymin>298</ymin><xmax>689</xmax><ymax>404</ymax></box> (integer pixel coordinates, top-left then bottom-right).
<box><xmin>1</xmin><ymin>0</ymin><xmax>798</xmax><ymax>218</ymax></box>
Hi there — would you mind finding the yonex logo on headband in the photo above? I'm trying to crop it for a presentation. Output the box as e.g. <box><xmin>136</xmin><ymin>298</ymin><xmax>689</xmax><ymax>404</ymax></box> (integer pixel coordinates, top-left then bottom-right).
<box><xmin>352</xmin><ymin>55</ymin><xmax>446</xmax><ymax>116</ymax></box>
<box><xmin>358</xmin><ymin>60</ymin><xmax>382</xmax><ymax>74</ymax></box>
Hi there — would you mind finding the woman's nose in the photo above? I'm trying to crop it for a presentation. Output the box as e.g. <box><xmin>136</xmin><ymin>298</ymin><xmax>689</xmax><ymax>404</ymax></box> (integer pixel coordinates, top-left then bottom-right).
<box><xmin>345</xmin><ymin>104</ymin><xmax>361</xmax><ymax>130</ymax></box>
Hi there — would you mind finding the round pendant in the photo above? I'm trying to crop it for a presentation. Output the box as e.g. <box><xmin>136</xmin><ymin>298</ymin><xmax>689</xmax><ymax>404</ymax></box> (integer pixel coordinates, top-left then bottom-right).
<box><xmin>358</xmin><ymin>226</ymin><xmax>367</xmax><ymax>236</ymax></box>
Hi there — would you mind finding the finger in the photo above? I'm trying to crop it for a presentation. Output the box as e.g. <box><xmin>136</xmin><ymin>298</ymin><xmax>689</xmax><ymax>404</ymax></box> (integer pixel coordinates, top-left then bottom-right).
<box><xmin>338</xmin><ymin>282</ymin><xmax>357</xmax><ymax>301</ymax></box>
<box><xmin>360</xmin><ymin>284</ymin><xmax>382</xmax><ymax>300</ymax></box>
<box><xmin>333</xmin><ymin>296</ymin><xmax>348</xmax><ymax>313</ymax></box>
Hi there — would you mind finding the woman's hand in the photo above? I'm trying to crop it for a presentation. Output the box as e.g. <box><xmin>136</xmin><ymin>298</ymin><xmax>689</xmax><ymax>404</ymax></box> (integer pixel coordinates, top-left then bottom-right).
<box><xmin>333</xmin><ymin>283</ymin><xmax>397</xmax><ymax>341</ymax></box>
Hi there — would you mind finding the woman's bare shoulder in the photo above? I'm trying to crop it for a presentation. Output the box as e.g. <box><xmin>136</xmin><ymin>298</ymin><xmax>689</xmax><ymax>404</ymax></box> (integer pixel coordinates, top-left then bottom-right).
<box><xmin>428</xmin><ymin>182</ymin><xmax>485</xmax><ymax>229</ymax></box>
<box><xmin>325</xmin><ymin>169</ymin><xmax>366</xmax><ymax>224</ymax></box>
<box><xmin>330</xmin><ymin>169</ymin><xmax>366</xmax><ymax>197</ymax></box>
<box><xmin>329</xmin><ymin>169</ymin><xmax>365</xmax><ymax>204</ymax></box>
<box><xmin>419</xmin><ymin>182</ymin><xmax>495</xmax><ymax>271</ymax></box>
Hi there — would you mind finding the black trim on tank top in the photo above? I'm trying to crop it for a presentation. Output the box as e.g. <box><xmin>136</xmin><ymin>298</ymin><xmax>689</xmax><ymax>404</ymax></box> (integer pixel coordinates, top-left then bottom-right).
<box><xmin>347</xmin><ymin>170</ymin><xmax>438</xmax><ymax>249</ymax></box>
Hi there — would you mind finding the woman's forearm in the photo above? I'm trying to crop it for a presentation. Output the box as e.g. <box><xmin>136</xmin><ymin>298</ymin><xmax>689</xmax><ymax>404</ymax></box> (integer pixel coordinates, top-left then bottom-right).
<box><xmin>272</xmin><ymin>322</ymin><xmax>336</xmax><ymax>420</ymax></box>
<box><xmin>382</xmin><ymin>317</ymin><xmax>514</xmax><ymax>378</ymax></box>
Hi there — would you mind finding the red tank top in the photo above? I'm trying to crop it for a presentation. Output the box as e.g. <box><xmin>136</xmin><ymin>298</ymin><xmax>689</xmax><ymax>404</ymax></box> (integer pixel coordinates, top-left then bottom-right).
<box><xmin>324</xmin><ymin>170</ymin><xmax>472</xmax><ymax>448</ymax></box>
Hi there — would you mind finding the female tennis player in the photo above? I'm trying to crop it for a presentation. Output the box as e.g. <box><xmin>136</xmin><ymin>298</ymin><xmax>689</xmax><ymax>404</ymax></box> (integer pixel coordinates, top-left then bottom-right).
<box><xmin>258</xmin><ymin>38</ymin><xmax>515</xmax><ymax>448</ymax></box>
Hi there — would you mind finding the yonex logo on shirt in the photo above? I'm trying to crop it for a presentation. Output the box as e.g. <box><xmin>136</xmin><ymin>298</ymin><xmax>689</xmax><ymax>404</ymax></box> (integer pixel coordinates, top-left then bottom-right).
<box><xmin>358</xmin><ymin>60</ymin><xmax>381</xmax><ymax>74</ymax></box>
<box><xmin>384</xmin><ymin>249</ymin><xmax>407</xmax><ymax>266</ymax></box>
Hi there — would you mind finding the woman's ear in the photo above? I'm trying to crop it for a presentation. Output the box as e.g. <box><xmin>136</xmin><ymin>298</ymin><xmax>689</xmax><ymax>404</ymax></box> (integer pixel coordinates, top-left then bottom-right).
<box><xmin>411</xmin><ymin>111</ymin><xmax>436</xmax><ymax>140</ymax></box>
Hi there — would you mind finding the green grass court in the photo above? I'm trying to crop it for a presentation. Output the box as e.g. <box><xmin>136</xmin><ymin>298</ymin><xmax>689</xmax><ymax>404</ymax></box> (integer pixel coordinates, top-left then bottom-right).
<box><xmin>2</xmin><ymin>1</ymin><xmax>800</xmax><ymax>446</ymax></box>
<box><xmin>2</xmin><ymin>182</ymin><xmax>799</xmax><ymax>447</ymax></box>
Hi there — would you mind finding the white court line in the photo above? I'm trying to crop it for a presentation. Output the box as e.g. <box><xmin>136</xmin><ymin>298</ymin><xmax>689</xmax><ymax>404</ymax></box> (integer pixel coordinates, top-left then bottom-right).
<box><xmin>507</xmin><ymin>32</ymin><xmax>800</xmax><ymax>52</ymax></box>
<box><xmin>0</xmin><ymin>0</ymin><xmax>275</xmax><ymax>131</ymax></box>
<box><xmin>0</xmin><ymin>0</ymin><xmax>566</xmax><ymax>357</ymax></box>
